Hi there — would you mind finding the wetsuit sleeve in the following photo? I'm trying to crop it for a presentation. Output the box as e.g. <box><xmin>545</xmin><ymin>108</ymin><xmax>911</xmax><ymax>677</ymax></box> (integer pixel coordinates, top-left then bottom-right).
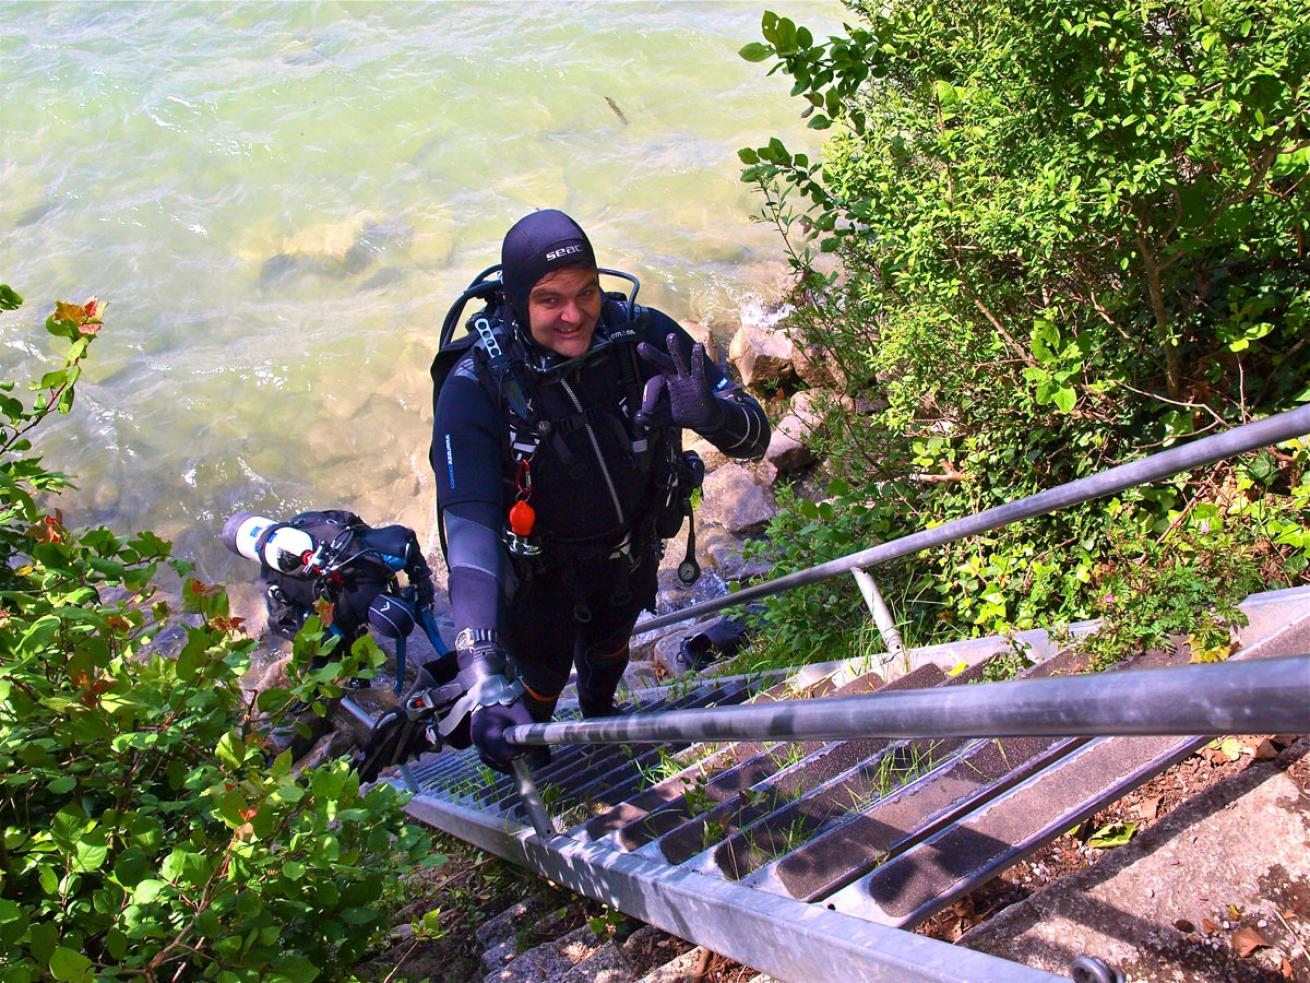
<box><xmin>441</xmin><ymin>502</ymin><xmax>504</xmax><ymax>637</ymax></box>
<box><xmin>645</xmin><ymin>309</ymin><xmax>771</xmax><ymax>460</ymax></box>
<box><xmin>432</xmin><ymin>370</ymin><xmax>505</xmax><ymax>511</ymax></box>
<box><xmin>432</xmin><ymin>367</ymin><xmax>508</xmax><ymax>638</ymax></box>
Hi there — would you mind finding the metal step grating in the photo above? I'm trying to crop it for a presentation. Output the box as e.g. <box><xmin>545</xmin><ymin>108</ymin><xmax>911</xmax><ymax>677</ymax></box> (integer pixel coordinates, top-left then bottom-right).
<box><xmin>398</xmin><ymin>589</ymin><xmax>1310</xmax><ymax>983</ymax></box>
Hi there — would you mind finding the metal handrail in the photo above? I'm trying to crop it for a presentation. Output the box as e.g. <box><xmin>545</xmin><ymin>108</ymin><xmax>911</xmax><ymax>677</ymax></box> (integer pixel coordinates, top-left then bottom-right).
<box><xmin>499</xmin><ymin>405</ymin><xmax>1310</xmax><ymax>839</ymax></box>
<box><xmin>631</xmin><ymin>403</ymin><xmax>1310</xmax><ymax>636</ymax></box>
<box><xmin>506</xmin><ymin>654</ymin><xmax>1310</xmax><ymax>747</ymax></box>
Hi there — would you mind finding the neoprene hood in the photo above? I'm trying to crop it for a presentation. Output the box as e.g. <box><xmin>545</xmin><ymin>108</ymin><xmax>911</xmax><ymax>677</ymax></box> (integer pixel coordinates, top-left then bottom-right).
<box><xmin>501</xmin><ymin>209</ymin><xmax>597</xmax><ymax>326</ymax></box>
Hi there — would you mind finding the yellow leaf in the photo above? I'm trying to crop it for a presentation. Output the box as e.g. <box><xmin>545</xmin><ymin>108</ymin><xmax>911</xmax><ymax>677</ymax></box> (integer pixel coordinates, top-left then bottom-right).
<box><xmin>54</xmin><ymin>301</ymin><xmax>87</xmax><ymax>323</ymax></box>
<box><xmin>1188</xmin><ymin>633</ymin><xmax>1232</xmax><ymax>663</ymax></box>
<box><xmin>1207</xmin><ymin>737</ymin><xmax>1244</xmax><ymax>760</ymax></box>
<box><xmin>947</xmin><ymin>660</ymin><xmax>969</xmax><ymax>677</ymax></box>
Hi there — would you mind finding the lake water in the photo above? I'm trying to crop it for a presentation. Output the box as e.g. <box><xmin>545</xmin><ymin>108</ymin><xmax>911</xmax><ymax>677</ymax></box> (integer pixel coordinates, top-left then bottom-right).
<box><xmin>0</xmin><ymin>0</ymin><xmax>840</xmax><ymax>584</ymax></box>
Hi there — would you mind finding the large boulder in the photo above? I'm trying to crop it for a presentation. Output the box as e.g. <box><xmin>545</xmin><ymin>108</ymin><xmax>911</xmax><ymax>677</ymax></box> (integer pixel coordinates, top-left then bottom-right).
<box><xmin>765</xmin><ymin>389</ymin><xmax>834</xmax><ymax>474</ymax></box>
<box><xmin>678</xmin><ymin>319</ymin><xmax>713</xmax><ymax>349</ymax></box>
<box><xmin>698</xmin><ymin>461</ymin><xmax>778</xmax><ymax>535</ymax></box>
<box><xmin>699</xmin><ymin>524</ymin><xmax>773</xmax><ymax>582</ymax></box>
<box><xmin>728</xmin><ymin>325</ymin><xmax>796</xmax><ymax>389</ymax></box>
<box><xmin>765</xmin><ymin>414</ymin><xmax>817</xmax><ymax>473</ymax></box>
<box><xmin>791</xmin><ymin>338</ymin><xmax>848</xmax><ymax>390</ymax></box>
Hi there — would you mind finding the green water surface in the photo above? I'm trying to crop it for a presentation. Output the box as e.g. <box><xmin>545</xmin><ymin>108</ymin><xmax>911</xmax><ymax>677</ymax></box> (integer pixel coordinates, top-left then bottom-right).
<box><xmin>0</xmin><ymin>0</ymin><xmax>839</xmax><ymax>581</ymax></box>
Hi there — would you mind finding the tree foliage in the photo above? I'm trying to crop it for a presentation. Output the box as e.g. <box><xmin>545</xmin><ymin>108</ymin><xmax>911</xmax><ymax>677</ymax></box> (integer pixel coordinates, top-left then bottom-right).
<box><xmin>736</xmin><ymin>1</ymin><xmax>1310</xmax><ymax>653</ymax></box>
<box><xmin>0</xmin><ymin>289</ymin><xmax>432</xmax><ymax>982</ymax></box>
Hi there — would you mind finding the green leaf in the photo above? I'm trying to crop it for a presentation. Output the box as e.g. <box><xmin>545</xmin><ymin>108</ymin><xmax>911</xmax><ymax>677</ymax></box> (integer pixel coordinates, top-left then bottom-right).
<box><xmin>1030</xmin><ymin>318</ymin><xmax>1060</xmax><ymax>365</ymax></box>
<box><xmin>1245</xmin><ymin>450</ymin><xmax>1279</xmax><ymax>486</ymax></box>
<box><xmin>160</xmin><ymin>848</ymin><xmax>209</xmax><ymax>886</ymax></box>
<box><xmin>0</xmin><ymin>284</ymin><xmax>22</xmax><ymax>311</ymax></box>
<box><xmin>49</xmin><ymin>947</ymin><xmax>93</xmax><ymax>983</ymax></box>
<box><xmin>737</xmin><ymin>147</ymin><xmax>759</xmax><ymax>165</ymax></box>
<box><xmin>257</xmin><ymin>688</ymin><xmax>292</xmax><ymax>713</ymax></box>
<box><xmin>29</xmin><ymin>921</ymin><xmax>58</xmax><ymax>962</ymax></box>
<box><xmin>133</xmin><ymin>878</ymin><xmax>166</xmax><ymax>903</ymax></box>
<box><xmin>270</xmin><ymin>748</ymin><xmax>294</xmax><ymax>778</ymax></box>
<box><xmin>1086</xmin><ymin>820</ymin><xmax>1136</xmax><ymax>849</ymax></box>
<box><xmin>44</xmin><ymin>314</ymin><xmax>78</xmax><ymax>340</ymax></box>
<box><xmin>50</xmin><ymin>804</ymin><xmax>87</xmax><ymax>851</ymax></box>
<box><xmin>216</xmin><ymin>730</ymin><xmax>245</xmax><ymax>770</ymax></box>
<box><xmin>73</xmin><ymin>830</ymin><xmax>109</xmax><ymax>873</ymax></box>
<box><xmin>269</xmin><ymin>956</ymin><xmax>320</xmax><ymax>983</ymax></box>
<box><xmin>739</xmin><ymin>42</ymin><xmax>774</xmax><ymax>63</ymax></box>
<box><xmin>1051</xmin><ymin>386</ymin><xmax>1076</xmax><ymax>413</ymax></box>
<box><xmin>0</xmin><ymin>898</ymin><xmax>28</xmax><ymax>947</ymax></box>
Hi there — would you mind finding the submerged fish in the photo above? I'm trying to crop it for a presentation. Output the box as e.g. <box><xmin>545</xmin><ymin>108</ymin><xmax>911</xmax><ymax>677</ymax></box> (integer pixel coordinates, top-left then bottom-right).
<box><xmin>15</xmin><ymin>200</ymin><xmax>59</xmax><ymax>228</ymax></box>
<box><xmin>605</xmin><ymin>96</ymin><xmax>629</xmax><ymax>126</ymax></box>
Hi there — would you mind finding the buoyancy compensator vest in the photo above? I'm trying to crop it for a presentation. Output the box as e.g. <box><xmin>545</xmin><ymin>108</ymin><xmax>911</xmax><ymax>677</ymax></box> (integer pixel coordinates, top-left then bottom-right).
<box><xmin>429</xmin><ymin>266</ymin><xmax>703</xmax><ymax>584</ymax></box>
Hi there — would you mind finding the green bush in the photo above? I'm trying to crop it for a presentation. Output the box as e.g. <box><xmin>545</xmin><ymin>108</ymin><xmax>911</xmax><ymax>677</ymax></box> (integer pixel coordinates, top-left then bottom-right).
<box><xmin>0</xmin><ymin>288</ymin><xmax>434</xmax><ymax>982</ymax></box>
<box><xmin>735</xmin><ymin>1</ymin><xmax>1310</xmax><ymax>652</ymax></box>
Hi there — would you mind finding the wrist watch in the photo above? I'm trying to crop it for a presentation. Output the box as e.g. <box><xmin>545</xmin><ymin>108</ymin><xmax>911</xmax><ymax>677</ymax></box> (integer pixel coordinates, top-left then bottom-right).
<box><xmin>454</xmin><ymin>627</ymin><xmax>500</xmax><ymax>652</ymax></box>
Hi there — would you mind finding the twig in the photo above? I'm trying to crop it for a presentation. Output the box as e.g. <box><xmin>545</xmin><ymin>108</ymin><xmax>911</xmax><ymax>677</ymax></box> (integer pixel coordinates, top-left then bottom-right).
<box><xmin>382</xmin><ymin>939</ymin><xmax>421</xmax><ymax>983</ymax></box>
<box><xmin>1116</xmin><ymin>381</ymin><xmax>1227</xmax><ymax>430</ymax></box>
<box><xmin>1273</xmin><ymin>907</ymin><xmax>1310</xmax><ymax>973</ymax></box>
<box><xmin>1237</xmin><ymin>358</ymin><xmax>1247</xmax><ymax>424</ymax></box>
<box><xmin>1086</xmin><ymin>290</ymin><xmax>1136</xmax><ymax>343</ymax></box>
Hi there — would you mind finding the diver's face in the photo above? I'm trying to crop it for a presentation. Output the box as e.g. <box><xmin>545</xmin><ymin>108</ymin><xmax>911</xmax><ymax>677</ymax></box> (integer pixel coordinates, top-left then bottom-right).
<box><xmin>527</xmin><ymin>266</ymin><xmax>602</xmax><ymax>358</ymax></box>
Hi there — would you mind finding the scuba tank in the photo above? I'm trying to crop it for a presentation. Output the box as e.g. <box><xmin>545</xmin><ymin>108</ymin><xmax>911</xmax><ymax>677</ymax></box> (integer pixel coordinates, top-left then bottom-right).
<box><xmin>220</xmin><ymin>510</ymin><xmax>448</xmax><ymax>693</ymax></box>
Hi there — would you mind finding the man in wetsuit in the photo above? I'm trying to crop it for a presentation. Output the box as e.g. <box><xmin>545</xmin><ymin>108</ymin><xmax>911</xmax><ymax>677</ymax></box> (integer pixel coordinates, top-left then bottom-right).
<box><xmin>431</xmin><ymin>210</ymin><xmax>771</xmax><ymax>773</ymax></box>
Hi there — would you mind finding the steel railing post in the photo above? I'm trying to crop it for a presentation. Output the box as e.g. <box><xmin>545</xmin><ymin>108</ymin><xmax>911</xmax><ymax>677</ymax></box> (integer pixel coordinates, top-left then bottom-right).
<box><xmin>511</xmin><ymin>757</ymin><xmax>556</xmax><ymax>839</ymax></box>
<box><xmin>850</xmin><ymin>567</ymin><xmax>904</xmax><ymax>662</ymax></box>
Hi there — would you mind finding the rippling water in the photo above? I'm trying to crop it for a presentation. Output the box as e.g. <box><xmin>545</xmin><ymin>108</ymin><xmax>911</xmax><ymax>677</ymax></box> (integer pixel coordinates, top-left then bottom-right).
<box><xmin>0</xmin><ymin>0</ymin><xmax>838</xmax><ymax>583</ymax></box>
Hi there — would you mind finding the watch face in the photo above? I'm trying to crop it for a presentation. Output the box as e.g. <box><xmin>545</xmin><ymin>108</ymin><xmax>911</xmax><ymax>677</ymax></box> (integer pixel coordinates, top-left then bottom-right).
<box><xmin>454</xmin><ymin>628</ymin><xmax>497</xmax><ymax>652</ymax></box>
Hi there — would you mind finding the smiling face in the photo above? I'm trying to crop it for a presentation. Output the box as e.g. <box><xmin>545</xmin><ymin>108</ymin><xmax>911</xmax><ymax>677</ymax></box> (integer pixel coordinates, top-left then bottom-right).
<box><xmin>526</xmin><ymin>265</ymin><xmax>602</xmax><ymax>358</ymax></box>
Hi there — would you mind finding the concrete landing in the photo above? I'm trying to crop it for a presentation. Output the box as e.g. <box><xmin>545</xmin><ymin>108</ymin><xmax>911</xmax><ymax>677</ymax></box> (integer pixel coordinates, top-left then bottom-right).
<box><xmin>962</xmin><ymin>738</ymin><xmax>1310</xmax><ymax>982</ymax></box>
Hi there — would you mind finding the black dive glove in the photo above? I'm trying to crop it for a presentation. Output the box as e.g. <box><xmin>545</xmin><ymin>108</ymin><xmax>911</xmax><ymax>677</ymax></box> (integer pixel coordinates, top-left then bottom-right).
<box><xmin>471</xmin><ymin>699</ymin><xmax>536</xmax><ymax>774</ymax></box>
<box><xmin>452</xmin><ymin>638</ymin><xmax>545</xmax><ymax>774</ymax></box>
<box><xmin>637</xmin><ymin>333</ymin><xmax>725</xmax><ymax>433</ymax></box>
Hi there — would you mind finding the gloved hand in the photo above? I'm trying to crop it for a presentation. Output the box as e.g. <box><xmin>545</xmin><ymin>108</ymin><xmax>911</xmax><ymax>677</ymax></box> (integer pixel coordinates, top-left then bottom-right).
<box><xmin>637</xmin><ymin>333</ymin><xmax>725</xmax><ymax>433</ymax></box>
<box><xmin>470</xmin><ymin>699</ymin><xmax>535</xmax><ymax>774</ymax></box>
<box><xmin>354</xmin><ymin>706</ymin><xmax>436</xmax><ymax>782</ymax></box>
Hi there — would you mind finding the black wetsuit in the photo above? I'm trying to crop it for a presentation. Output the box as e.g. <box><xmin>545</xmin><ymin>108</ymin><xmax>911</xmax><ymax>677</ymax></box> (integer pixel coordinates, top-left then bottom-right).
<box><xmin>431</xmin><ymin>304</ymin><xmax>770</xmax><ymax>717</ymax></box>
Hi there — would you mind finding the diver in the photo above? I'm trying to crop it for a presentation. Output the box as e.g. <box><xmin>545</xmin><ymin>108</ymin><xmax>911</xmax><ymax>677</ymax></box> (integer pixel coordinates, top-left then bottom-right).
<box><xmin>359</xmin><ymin>209</ymin><xmax>770</xmax><ymax>780</ymax></box>
<box><xmin>221</xmin><ymin>509</ymin><xmax>444</xmax><ymax>694</ymax></box>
